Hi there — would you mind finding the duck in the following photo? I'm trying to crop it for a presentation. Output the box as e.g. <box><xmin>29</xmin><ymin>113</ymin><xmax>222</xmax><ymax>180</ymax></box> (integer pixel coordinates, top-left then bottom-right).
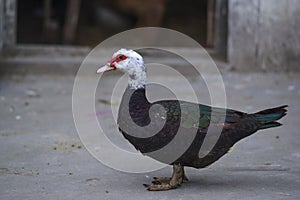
<box><xmin>96</xmin><ymin>48</ymin><xmax>287</xmax><ymax>191</ymax></box>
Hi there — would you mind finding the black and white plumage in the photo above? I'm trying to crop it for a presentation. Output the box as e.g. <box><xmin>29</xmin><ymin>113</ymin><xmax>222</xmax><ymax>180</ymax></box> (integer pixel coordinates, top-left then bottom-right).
<box><xmin>97</xmin><ymin>49</ymin><xmax>288</xmax><ymax>191</ymax></box>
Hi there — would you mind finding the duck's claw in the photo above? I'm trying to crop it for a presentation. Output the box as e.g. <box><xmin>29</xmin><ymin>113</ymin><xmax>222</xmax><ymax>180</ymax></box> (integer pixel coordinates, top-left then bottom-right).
<box><xmin>143</xmin><ymin>164</ymin><xmax>188</xmax><ymax>191</ymax></box>
<box><xmin>152</xmin><ymin>177</ymin><xmax>171</xmax><ymax>185</ymax></box>
<box><xmin>145</xmin><ymin>183</ymin><xmax>175</xmax><ymax>191</ymax></box>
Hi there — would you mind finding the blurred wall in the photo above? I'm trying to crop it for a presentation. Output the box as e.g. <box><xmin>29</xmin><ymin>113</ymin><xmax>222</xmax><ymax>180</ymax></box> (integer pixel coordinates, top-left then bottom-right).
<box><xmin>0</xmin><ymin>0</ymin><xmax>3</xmax><ymax>50</ymax></box>
<box><xmin>215</xmin><ymin>0</ymin><xmax>228</xmax><ymax>59</ymax></box>
<box><xmin>0</xmin><ymin>0</ymin><xmax>4</xmax><ymax>50</ymax></box>
<box><xmin>228</xmin><ymin>0</ymin><xmax>300</xmax><ymax>71</ymax></box>
<box><xmin>0</xmin><ymin>0</ymin><xmax>17</xmax><ymax>49</ymax></box>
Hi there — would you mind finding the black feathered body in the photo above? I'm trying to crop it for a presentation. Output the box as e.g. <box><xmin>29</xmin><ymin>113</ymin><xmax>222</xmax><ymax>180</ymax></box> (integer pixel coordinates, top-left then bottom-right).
<box><xmin>117</xmin><ymin>87</ymin><xmax>287</xmax><ymax>169</ymax></box>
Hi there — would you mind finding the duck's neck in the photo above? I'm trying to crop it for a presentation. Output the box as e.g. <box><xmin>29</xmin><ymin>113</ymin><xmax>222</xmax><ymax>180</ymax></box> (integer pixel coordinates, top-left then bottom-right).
<box><xmin>128</xmin><ymin>69</ymin><xmax>146</xmax><ymax>90</ymax></box>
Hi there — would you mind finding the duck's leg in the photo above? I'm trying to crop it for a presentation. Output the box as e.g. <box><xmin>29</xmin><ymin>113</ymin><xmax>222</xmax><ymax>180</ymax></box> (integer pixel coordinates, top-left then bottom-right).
<box><xmin>182</xmin><ymin>167</ymin><xmax>189</xmax><ymax>182</ymax></box>
<box><xmin>144</xmin><ymin>163</ymin><xmax>187</xmax><ymax>191</ymax></box>
<box><xmin>152</xmin><ymin>166</ymin><xmax>188</xmax><ymax>184</ymax></box>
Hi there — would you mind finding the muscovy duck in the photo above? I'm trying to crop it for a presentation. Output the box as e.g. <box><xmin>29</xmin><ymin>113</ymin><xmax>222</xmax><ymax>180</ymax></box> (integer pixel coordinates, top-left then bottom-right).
<box><xmin>96</xmin><ymin>49</ymin><xmax>287</xmax><ymax>191</ymax></box>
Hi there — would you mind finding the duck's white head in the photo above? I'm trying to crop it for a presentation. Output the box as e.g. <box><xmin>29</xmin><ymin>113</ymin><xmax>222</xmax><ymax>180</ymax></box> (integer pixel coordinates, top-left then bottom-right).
<box><xmin>97</xmin><ymin>49</ymin><xmax>146</xmax><ymax>89</ymax></box>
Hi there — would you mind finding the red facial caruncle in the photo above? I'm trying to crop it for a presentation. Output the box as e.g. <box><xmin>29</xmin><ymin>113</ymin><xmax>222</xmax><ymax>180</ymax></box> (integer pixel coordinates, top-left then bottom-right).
<box><xmin>108</xmin><ymin>54</ymin><xmax>128</xmax><ymax>69</ymax></box>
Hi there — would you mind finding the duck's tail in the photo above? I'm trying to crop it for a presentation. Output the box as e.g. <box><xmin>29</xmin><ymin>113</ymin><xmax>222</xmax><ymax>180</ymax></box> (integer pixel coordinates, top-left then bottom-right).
<box><xmin>254</xmin><ymin>105</ymin><xmax>288</xmax><ymax>130</ymax></box>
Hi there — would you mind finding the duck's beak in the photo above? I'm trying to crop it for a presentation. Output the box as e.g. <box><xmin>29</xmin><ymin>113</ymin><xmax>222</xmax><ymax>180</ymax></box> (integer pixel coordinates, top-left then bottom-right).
<box><xmin>96</xmin><ymin>64</ymin><xmax>116</xmax><ymax>73</ymax></box>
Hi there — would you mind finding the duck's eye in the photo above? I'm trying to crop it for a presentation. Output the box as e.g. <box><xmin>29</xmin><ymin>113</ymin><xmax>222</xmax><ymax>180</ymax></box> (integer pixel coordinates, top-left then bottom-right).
<box><xmin>116</xmin><ymin>54</ymin><xmax>127</xmax><ymax>62</ymax></box>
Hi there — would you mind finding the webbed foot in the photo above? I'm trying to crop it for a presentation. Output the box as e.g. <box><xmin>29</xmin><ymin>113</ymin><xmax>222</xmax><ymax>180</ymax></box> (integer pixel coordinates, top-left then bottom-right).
<box><xmin>143</xmin><ymin>164</ymin><xmax>188</xmax><ymax>191</ymax></box>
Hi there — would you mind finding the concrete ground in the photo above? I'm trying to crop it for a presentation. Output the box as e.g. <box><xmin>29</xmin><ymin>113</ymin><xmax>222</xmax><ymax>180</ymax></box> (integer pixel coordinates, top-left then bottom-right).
<box><xmin>0</xmin><ymin>53</ymin><xmax>300</xmax><ymax>199</ymax></box>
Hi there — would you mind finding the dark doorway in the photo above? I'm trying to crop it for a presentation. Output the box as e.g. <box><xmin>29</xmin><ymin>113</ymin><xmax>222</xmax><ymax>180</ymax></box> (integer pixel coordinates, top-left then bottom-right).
<box><xmin>17</xmin><ymin>0</ymin><xmax>213</xmax><ymax>47</ymax></box>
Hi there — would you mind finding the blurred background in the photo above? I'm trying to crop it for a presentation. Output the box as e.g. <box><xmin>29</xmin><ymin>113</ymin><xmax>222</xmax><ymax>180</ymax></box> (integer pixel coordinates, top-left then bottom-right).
<box><xmin>0</xmin><ymin>1</ymin><xmax>300</xmax><ymax>199</ymax></box>
<box><xmin>1</xmin><ymin>0</ymin><xmax>299</xmax><ymax>71</ymax></box>
<box><xmin>17</xmin><ymin>0</ymin><xmax>210</xmax><ymax>47</ymax></box>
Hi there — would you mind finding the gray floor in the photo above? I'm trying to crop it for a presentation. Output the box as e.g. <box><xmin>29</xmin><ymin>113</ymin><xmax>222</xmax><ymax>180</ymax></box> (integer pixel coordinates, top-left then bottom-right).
<box><xmin>0</xmin><ymin>70</ymin><xmax>300</xmax><ymax>199</ymax></box>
